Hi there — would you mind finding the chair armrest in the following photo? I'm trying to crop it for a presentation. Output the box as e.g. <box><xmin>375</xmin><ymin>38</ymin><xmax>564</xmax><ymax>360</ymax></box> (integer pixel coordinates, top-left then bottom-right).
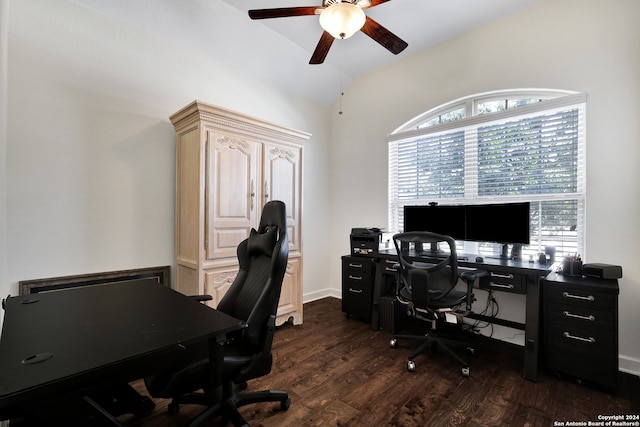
<box><xmin>459</xmin><ymin>269</ymin><xmax>488</xmax><ymax>311</ymax></box>
<box><xmin>460</xmin><ymin>269</ymin><xmax>489</xmax><ymax>282</ymax></box>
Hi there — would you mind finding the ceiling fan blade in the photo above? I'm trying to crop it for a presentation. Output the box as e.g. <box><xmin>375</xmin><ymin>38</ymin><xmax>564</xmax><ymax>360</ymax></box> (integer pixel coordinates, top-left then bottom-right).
<box><xmin>364</xmin><ymin>0</ymin><xmax>393</xmax><ymax>8</ymax></box>
<box><xmin>309</xmin><ymin>31</ymin><xmax>335</xmax><ymax>64</ymax></box>
<box><xmin>249</xmin><ymin>7</ymin><xmax>321</xmax><ymax>20</ymax></box>
<box><xmin>360</xmin><ymin>16</ymin><xmax>408</xmax><ymax>55</ymax></box>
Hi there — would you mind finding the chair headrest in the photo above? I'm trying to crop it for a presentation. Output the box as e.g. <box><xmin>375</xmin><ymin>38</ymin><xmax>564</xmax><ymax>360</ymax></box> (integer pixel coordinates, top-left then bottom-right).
<box><xmin>258</xmin><ymin>201</ymin><xmax>287</xmax><ymax>232</ymax></box>
<box><xmin>247</xmin><ymin>226</ymin><xmax>278</xmax><ymax>257</ymax></box>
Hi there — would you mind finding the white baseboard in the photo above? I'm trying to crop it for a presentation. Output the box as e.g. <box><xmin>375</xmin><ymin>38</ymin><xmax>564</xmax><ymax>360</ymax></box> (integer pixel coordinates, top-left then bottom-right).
<box><xmin>303</xmin><ymin>288</ymin><xmax>340</xmax><ymax>304</ymax></box>
<box><xmin>619</xmin><ymin>354</ymin><xmax>640</xmax><ymax>377</ymax></box>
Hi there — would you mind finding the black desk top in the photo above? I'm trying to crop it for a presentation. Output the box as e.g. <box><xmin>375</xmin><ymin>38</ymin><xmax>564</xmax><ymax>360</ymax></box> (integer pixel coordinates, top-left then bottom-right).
<box><xmin>370</xmin><ymin>248</ymin><xmax>553</xmax><ymax>275</ymax></box>
<box><xmin>0</xmin><ymin>279</ymin><xmax>245</xmax><ymax>418</ymax></box>
<box><xmin>544</xmin><ymin>270</ymin><xmax>620</xmax><ymax>293</ymax></box>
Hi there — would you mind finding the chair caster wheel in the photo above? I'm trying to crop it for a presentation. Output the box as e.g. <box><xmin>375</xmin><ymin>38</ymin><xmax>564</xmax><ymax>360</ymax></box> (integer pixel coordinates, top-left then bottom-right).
<box><xmin>281</xmin><ymin>397</ymin><xmax>291</xmax><ymax>411</ymax></box>
<box><xmin>133</xmin><ymin>396</ymin><xmax>155</xmax><ymax>418</ymax></box>
<box><xmin>168</xmin><ymin>402</ymin><xmax>179</xmax><ymax>415</ymax></box>
<box><xmin>466</xmin><ymin>347</ymin><xmax>475</xmax><ymax>355</ymax></box>
<box><xmin>462</xmin><ymin>367</ymin><xmax>471</xmax><ymax>377</ymax></box>
<box><xmin>390</xmin><ymin>338</ymin><xmax>398</xmax><ymax>348</ymax></box>
<box><xmin>407</xmin><ymin>360</ymin><xmax>416</xmax><ymax>372</ymax></box>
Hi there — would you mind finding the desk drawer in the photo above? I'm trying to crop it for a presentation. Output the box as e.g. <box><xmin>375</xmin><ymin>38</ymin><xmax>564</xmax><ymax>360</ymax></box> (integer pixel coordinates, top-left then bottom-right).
<box><xmin>343</xmin><ymin>279</ymin><xmax>371</xmax><ymax>298</ymax></box>
<box><xmin>546</xmin><ymin>336</ymin><xmax>617</xmax><ymax>388</ymax></box>
<box><xmin>545</xmin><ymin>323</ymin><xmax>617</xmax><ymax>386</ymax></box>
<box><xmin>343</xmin><ymin>258</ymin><xmax>373</xmax><ymax>282</ymax></box>
<box><xmin>546</xmin><ymin>323</ymin><xmax>615</xmax><ymax>352</ymax></box>
<box><xmin>380</xmin><ymin>258</ymin><xmax>399</xmax><ymax>276</ymax></box>
<box><xmin>480</xmin><ymin>271</ymin><xmax>525</xmax><ymax>293</ymax></box>
<box><xmin>546</xmin><ymin>301</ymin><xmax>615</xmax><ymax>332</ymax></box>
<box><xmin>546</xmin><ymin>284</ymin><xmax>615</xmax><ymax>310</ymax></box>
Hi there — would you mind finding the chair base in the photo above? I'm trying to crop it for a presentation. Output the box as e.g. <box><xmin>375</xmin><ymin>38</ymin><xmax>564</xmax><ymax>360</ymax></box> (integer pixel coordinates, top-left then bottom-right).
<box><xmin>392</xmin><ymin>332</ymin><xmax>473</xmax><ymax>376</ymax></box>
<box><xmin>171</xmin><ymin>383</ymin><xmax>290</xmax><ymax>427</ymax></box>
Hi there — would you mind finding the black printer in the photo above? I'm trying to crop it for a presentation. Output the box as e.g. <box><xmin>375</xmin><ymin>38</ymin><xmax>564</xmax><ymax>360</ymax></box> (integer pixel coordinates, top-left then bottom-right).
<box><xmin>350</xmin><ymin>228</ymin><xmax>382</xmax><ymax>255</ymax></box>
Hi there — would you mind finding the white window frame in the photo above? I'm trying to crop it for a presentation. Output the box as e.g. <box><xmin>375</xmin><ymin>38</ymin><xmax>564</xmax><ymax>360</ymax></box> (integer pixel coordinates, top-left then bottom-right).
<box><xmin>388</xmin><ymin>90</ymin><xmax>587</xmax><ymax>259</ymax></box>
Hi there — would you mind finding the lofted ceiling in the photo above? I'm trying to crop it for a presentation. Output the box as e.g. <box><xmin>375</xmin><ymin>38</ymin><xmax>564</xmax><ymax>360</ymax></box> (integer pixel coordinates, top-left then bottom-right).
<box><xmin>72</xmin><ymin>0</ymin><xmax>541</xmax><ymax>106</ymax></box>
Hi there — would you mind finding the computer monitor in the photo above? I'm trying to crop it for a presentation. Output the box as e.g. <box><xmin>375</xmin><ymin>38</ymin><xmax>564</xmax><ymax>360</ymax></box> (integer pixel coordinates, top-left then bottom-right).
<box><xmin>403</xmin><ymin>205</ymin><xmax>466</xmax><ymax>241</ymax></box>
<box><xmin>465</xmin><ymin>202</ymin><xmax>530</xmax><ymax>245</ymax></box>
<box><xmin>403</xmin><ymin>202</ymin><xmax>531</xmax><ymax>258</ymax></box>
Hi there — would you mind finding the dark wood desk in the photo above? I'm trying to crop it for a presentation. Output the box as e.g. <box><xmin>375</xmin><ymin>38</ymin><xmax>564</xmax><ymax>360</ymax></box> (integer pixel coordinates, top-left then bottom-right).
<box><xmin>0</xmin><ymin>279</ymin><xmax>246</xmax><ymax>423</ymax></box>
<box><xmin>344</xmin><ymin>249</ymin><xmax>552</xmax><ymax>381</ymax></box>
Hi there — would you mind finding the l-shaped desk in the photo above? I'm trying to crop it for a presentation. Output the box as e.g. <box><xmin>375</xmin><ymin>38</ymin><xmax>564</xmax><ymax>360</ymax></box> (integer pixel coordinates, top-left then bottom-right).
<box><xmin>342</xmin><ymin>248</ymin><xmax>552</xmax><ymax>382</ymax></box>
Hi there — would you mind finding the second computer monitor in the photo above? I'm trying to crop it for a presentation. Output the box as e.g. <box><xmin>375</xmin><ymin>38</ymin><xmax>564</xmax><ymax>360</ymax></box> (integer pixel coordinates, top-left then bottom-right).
<box><xmin>403</xmin><ymin>202</ymin><xmax>530</xmax><ymax>245</ymax></box>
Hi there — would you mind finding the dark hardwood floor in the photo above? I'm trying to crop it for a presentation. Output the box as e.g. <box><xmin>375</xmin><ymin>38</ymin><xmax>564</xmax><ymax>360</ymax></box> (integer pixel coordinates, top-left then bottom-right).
<box><xmin>124</xmin><ymin>297</ymin><xmax>638</xmax><ymax>427</ymax></box>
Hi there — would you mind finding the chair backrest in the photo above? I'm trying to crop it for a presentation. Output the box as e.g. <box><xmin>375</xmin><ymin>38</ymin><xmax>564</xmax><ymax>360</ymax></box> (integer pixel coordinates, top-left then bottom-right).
<box><xmin>392</xmin><ymin>232</ymin><xmax>459</xmax><ymax>308</ymax></box>
<box><xmin>217</xmin><ymin>201</ymin><xmax>289</xmax><ymax>350</ymax></box>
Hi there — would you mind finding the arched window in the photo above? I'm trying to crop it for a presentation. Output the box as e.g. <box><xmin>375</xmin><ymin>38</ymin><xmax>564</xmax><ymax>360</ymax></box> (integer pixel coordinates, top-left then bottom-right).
<box><xmin>388</xmin><ymin>89</ymin><xmax>586</xmax><ymax>259</ymax></box>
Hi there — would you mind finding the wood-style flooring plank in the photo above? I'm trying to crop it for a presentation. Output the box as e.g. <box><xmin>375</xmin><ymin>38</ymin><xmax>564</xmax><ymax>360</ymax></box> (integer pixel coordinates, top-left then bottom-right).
<box><xmin>34</xmin><ymin>297</ymin><xmax>638</xmax><ymax>427</ymax></box>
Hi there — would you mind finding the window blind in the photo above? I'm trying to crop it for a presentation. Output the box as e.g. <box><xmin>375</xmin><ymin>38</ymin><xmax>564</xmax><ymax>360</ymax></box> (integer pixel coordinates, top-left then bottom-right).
<box><xmin>476</xmin><ymin>108</ymin><xmax>580</xmax><ymax>196</ymax></box>
<box><xmin>388</xmin><ymin>92</ymin><xmax>586</xmax><ymax>258</ymax></box>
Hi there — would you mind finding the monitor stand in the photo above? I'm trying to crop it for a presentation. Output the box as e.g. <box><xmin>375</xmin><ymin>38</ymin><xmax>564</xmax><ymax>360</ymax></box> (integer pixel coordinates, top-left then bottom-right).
<box><xmin>414</xmin><ymin>242</ymin><xmax>447</xmax><ymax>257</ymax></box>
<box><xmin>488</xmin><ymin>243</ymin><xmax>522</xmax><ymax>260</ymax></box>
<box><xmin>414</xmin><ymin>242</ymin><xmax>464</xmax><ymax>260</ymax></box>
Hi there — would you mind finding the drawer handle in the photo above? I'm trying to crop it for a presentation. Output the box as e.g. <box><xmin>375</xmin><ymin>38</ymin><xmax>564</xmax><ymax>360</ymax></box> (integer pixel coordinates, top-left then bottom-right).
<box><xmin>348</xmin><ymin>288</ymin><xmax>363</xmax><ymax>294</ymax></box>
<box><xmin>491</xmin><ymin>272</ymin><xmax>514</xmax><ymax>279</ymax></box>
<box><xmin>385</xmin><ymin>267</ymin><xmax>397</xmax><ymax>273</ymax></box>
<box><xmin>348</xmin><ymin>263</ymin><xmax>363</xmax><ymax>268</ymax></box>
<box><xmin>348</xmin><ymin>275</ymin><xmax>363</xmax><ymax>281</ymax></box>
<box><xmin>563</xmin><ymin>311</ymin><xmax>595</xmax><ymax>322</ymax></box>
<box><xmin>563</xmin><ymin>331</ymin><xmax>595</xmax><ymax>344</ymax></box>
<box><xmin>562</xmin><ymin>291</ymin><xmax>595</xmax><ymax>302</ymax></box>
<box><xmin>490</xmin><ymin>282</ymin><xmax>514</xmax><ymax>289</ymax></box>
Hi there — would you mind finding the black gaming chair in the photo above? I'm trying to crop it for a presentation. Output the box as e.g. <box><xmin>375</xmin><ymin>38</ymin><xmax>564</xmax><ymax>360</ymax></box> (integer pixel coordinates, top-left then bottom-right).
<box><xmin>389</xmin><ymin>232</ymin><xmax>488</xmax><ymax>377</ymax></box>
<box><xmin>144</xmin><ymin>200</ymin><xmax>290</xmax><ymax>427</ymax></box>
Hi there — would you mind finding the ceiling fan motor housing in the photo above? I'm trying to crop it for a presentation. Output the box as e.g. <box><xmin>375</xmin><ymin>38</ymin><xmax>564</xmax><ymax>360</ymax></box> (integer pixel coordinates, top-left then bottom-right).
<box><xmin>320</xmin><ymin>1</ymin><xmax>366</xmax><ymax>39</ymax></box>
<box><xmin>323</xmin><ymin>0</ymin><xmax>371</xmax><ymax>7</ymax></box>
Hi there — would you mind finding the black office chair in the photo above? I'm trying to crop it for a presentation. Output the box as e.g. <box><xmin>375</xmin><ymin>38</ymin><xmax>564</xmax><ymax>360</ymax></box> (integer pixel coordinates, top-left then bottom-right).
<box><xmin>389</xmin><ymin>232</ymin><xmax>487</xmax><ymax>377</ymax></box>
<box><xmin>144</xmin><ymin>200</ymin><xmax>290</xmax><ymax>427</ymax></box>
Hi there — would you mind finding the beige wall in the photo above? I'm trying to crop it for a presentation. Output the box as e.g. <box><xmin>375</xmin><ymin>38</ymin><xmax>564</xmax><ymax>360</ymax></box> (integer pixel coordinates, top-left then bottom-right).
<box><xmin>329</xmin><ymin>0</ymin><xmax>640</xmax><ymax>373</ymax></box>
<box><xmin>3</xmin><ymin>0</ymin><xmax>333</xmax><ymax>305</ymax></box>
<box><xmin>0</xmin><ymin>0</ymin><xmax>8</xmax><ymax>317</ymax></box>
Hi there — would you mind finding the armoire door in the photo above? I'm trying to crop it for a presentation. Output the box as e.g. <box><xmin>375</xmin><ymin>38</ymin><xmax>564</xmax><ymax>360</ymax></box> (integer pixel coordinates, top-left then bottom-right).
<box><xmin>206</xmin><ymin>131</ymin><xmax>262</xmax><ymax>260</ymax></box>
<box><xmin>263</xmin><ymin>142</ymin><xmax>302</xmax><ymax>253</ymax></box>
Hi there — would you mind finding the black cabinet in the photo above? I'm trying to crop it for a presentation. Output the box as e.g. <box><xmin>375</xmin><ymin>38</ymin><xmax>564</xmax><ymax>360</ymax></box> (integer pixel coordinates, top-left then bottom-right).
<box><xmin>543</xmin><ymin>271</ymin><xmax>619</xmax><ymax>390</ymax></box>
<box><xmin>341</xmin><ymin>256</ymin><xmax>374</xmax><ymax>321</ymax></box>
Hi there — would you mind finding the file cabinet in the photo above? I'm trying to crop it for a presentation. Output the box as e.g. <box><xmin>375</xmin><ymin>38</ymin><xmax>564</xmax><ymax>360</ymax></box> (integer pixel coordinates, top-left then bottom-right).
<box><xmin>543</xmin><ymin>272</ymin><xmax>619</xmax><ymax>390</ymax></box>
<box><xmin>341</xmin><ymin>256</ymin><xmax>375</xmax><ymax>321</ymax></box>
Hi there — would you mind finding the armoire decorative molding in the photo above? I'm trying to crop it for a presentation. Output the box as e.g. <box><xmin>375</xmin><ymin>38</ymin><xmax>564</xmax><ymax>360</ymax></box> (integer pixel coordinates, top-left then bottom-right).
<box><xmin>170</xmin><ymin>100</ymin><xmax>310</xmax><ymax>325</ymax></box>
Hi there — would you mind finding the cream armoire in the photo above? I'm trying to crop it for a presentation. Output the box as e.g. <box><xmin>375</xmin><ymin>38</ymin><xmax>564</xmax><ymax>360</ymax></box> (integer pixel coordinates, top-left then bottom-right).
<box><xmin>170</xmin><ymin>101</ymin><xmax>310</xmax><ymax>325</ymax></box>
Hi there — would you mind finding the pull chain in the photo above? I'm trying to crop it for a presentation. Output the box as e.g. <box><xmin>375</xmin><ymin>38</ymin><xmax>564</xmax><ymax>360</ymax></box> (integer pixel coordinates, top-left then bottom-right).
<box><xmin>338</xmin><ymin>40</ymin><xmax>344</xmax><ymax>115</ymax></box>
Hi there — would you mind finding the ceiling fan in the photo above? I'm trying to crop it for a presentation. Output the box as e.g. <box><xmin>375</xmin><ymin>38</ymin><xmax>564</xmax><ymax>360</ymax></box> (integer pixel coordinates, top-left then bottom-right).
<box><xmin>248</xmin><ymin>0</ymin><xmax>408</xmax><ymax>64</ymax></box>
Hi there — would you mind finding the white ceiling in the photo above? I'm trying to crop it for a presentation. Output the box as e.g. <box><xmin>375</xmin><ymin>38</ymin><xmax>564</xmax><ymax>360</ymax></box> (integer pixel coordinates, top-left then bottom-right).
<box><xmin>71</xmin><ymin>0</ymin><xmax>542</xmax><ymax>106</ymax></box>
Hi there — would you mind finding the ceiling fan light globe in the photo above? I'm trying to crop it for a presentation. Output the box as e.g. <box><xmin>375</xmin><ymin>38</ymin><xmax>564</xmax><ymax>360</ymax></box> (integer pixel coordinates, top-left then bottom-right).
<box><xmin>319</xmin><ymin>2</ymin><xmax>366</xmax><ymax>39</ymax></box>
